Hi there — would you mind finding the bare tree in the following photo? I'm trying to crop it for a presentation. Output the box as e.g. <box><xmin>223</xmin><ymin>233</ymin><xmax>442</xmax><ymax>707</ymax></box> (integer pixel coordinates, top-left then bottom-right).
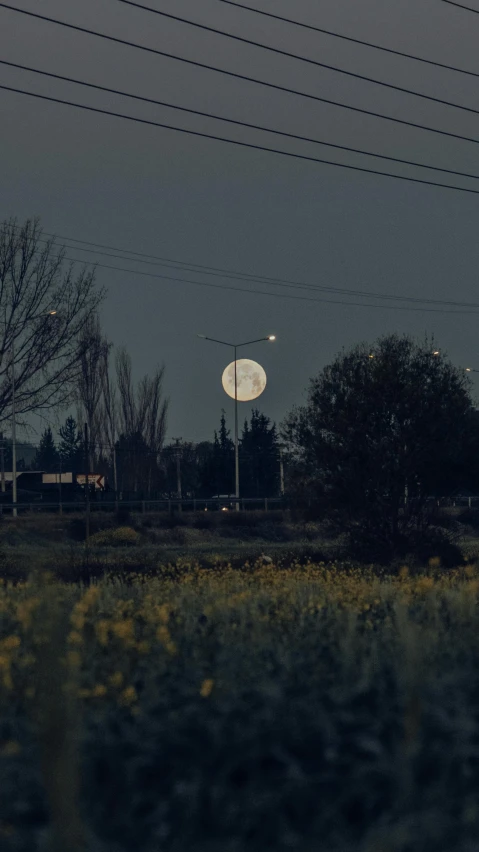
<box><xmin>115</xmin><ymin>347</ymin><xmax>168</xmax><ymax>494</ymax></box>
<box><xmin>76</xmin><ymin>314</ymin><xmax>111</xmax><ymax>464</ymax></box>
<box><xmin>0</xmin><ymin>217</ymin><xmax>104</xmax><ymax>426</ymax></box>
<box><xmin>116</xmin><ymin>347</ymin><xmax>136</xmax><ymax>438</ymax></box>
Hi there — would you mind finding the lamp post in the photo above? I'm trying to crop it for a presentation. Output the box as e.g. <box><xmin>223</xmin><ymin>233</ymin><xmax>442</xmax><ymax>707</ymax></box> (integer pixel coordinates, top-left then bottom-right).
<box><xmin>198</xmin><ymin>334</ymin><xmax>276</xmax><ymax>508</ymax></box>
<box><xmin>10</xmin><ymin>310</ymin><xmax>58</xmax><ymax>517</ymax></box>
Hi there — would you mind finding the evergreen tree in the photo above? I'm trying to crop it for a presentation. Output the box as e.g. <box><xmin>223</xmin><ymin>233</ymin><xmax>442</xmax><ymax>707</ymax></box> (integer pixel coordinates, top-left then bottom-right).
<box><xmin>34</xmin><ymin>426</ymin><xmax>59</xmax><ymax>472</ymax></box>
<box><xmin>213</xmin><ymin>410</ymin><xmax>234</xmax><ymax>494</ymax></box>
<box><xmin>240</xmin><ymin>409</ymin><xmax>280</xmax><ymax>497</ymax></box>
<box><xmin>58</xmin><ymin>416</ymin><xmax>84</xmax><ymax>473</ymax></box>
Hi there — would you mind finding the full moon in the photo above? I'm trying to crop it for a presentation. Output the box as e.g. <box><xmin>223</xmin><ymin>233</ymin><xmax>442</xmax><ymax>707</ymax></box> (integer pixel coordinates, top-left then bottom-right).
<box><xmin>222</xmin><ymin>359</ymin><xmax>267</xmax><ymax>401</ymax></box>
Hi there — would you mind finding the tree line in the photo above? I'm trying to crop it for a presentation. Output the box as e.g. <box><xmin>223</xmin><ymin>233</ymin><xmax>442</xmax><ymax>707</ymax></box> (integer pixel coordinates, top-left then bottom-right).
<box><xmin>4</xmin><ymin>215</ymin><xmax>479</xmax><ymax>561</ymax></box>
<box><xmin>24</xmin><ymin>407</ymin><xmax>280</xmax><ymax>500</ymax></box>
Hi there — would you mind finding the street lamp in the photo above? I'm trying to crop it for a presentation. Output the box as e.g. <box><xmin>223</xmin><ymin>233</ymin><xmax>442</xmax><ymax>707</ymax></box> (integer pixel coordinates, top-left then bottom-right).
<box><xmin>10</xmin><ymin>310</ymin><xmax>58</xmax><ymax>517</ymax></box>
<box><xmin>198</xmin><ymin>333</ymin><xmax>276</xmax><ymax>508</ymax></box>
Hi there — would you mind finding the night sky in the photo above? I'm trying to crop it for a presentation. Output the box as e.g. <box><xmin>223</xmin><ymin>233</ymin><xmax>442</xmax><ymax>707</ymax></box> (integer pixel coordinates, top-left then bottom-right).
<box><xmin>2</xmin><ymin>0</ymin><xmax>479</xmax><ymax>442</ymax></box>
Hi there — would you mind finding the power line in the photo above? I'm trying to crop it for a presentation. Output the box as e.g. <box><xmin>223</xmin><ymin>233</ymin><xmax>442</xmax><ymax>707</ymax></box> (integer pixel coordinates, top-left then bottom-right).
<box><xmin>114</xmin><ymin>0</ymin><xmax>479</xmax><ymax>117</ymax></box>
<box><xmin>215</xmin><ymin>0</ymin><xmax>479</xmax><ymax>80</ymax></box>
<box><xmin>30</xmin><ymin>233</ymin><xmax>479</xmax><ymax>310</ymax></box>
<box><xmin>4</xmin><ymin>59</ymin><xmax>479</xmax><ymax>183</ymax></box>
<box><xmin>440</xmin><ymin>0</ymin><xmax>479</xmax><ymax>12</ymax></box>
<box><xmin>59</xmin><ymin>253</ymin><xmax>479</xmax><ymax>314</ymax></box>
<box><xmin>3</xmin><ymin>83</ymin><xmax>479</xmax><ymax>198</ymax></box>
<box><xmin>2</xmin><ymin>3</ymin><xmax>479</xmax><ymax>149</ymax></box>
<box><xmin>9</xmin><ymin>221</ymin><xmax>479</xmax><ymax>309</ymax></box>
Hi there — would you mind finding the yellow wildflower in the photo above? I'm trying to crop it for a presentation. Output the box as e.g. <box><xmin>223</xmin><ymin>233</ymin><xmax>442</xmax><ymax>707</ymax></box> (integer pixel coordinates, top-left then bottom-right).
<box><xmin>15</xmin><ymin>598</ymin><xmax>40</xmax><ymax>630</ymax></box>
<box><xmin>81</xmin><ymin>586</ymin><xmax>100</xmax><ymax>607</ymax></box>
<box><xmin>158</xmin><ymin>604</ymin><xmax>172</xmax><ymax>624</ymax></box>
<box><xmin>416</xmin><ymin>577</ymin><xmax>435</xmax><ymax>593</ymax></box>
<box><xmin>108</xmin><ymin>671</ymin><xmax>124</xmax><ymax>689</ymax></box>
<box><xmin>111</xmin><ymin>619</ymin><xmax>135</xmax><ymax>645</ymax></box>
<box><xmin>119</xmin><ymin>685</ymin><xmax>137</xmax><ymax>706</ymax></box>
<box><xmin>95</xmin><ymin>620</ymin><xmax>111</xmax><ymax>646</ymax></box>
<box><xmin>200</xmin><ymin>678</ymin><xmax>214</xmax><ymax>698</ymax></box>
<box><xmin>0</xmin><ymin>635</ymin><xmax>20</xmax><ymax>651</ymax></box>
<box><xmin>399</xmin><ymin>566</ymin><xmax>409</xmax><ymax>579</ymax></box>
<box><xmin>69</xmin><ymin>612</ymin><xmax>85</xmax><ymax>631</ymax></box>
<box><xmin>156</xmin><ymin>624</ymin><xmax>177</xmax><ymax>655</ymax></box>
<box><xmin>78</xmin><ymin>688</ymin><xmax>92</xmax><ymax>699</ymax></box>
<box><xmin>92</xmin><ymin>684</ymin><xmax>107</xmax><ymax>698</ymax></box>
<box><xmin>67</xmin><ymin>630</ymin><xmax>83</xmax><ymax>646</ymax></box>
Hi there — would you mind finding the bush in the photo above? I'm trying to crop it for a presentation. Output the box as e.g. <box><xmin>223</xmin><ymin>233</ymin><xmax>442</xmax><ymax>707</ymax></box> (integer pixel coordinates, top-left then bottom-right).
<box><xmin>193</xmin><ymin>511</ymin><xmax>216</xmax><ymax>530</ymax></box>
<box><xmin>88</xmin><ymin>526</ymin><xmax>140</xmax><ymax>547</ymax></box>
<box><xmin>348</xmin><ymin>523</ymin><xmax>465</xmax><ymax>568</ymax></box>
<box><xmin>68</xmin><ymin>515</ymin><xmax>115</xmax><ymax>542</ymax></box>
<box><xmin>457</xmin><ymin>508</ymin><xmax>479</xmax><ymax>531</ymax></box>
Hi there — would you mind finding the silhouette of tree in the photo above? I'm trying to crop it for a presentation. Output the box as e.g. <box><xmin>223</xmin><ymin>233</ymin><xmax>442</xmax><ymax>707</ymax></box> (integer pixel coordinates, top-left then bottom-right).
<box><xmin>34</xmin><ymin>426</ymin><xmax>59</xmax><ymax>472</ymax></box>
<box><xmin>240</xmin><ymin>409</ymin><xmax>280</xmax><ymax>497</ymax></box>
<box><xmin>282</xmin><ymin>333</ymin><xmax>479</xmax><ymax>559</ymax></box>
<box><xmin>58</xmin><ymin>416</ymin><xmax>83</xmax><ymax>473</ymax></box>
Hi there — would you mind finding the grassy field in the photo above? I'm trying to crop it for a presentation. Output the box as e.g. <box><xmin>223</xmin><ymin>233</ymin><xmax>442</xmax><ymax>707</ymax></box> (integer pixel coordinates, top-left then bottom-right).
<box><xmin>2</xmin><ymin>557</ymin><xmax>479</xmax><ymax>851</ymax></box>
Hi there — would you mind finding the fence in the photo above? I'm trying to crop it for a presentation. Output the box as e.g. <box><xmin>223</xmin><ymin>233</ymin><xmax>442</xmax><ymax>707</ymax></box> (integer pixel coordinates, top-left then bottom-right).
<box><xmin>0</xmin><ymin>496</ymin><xmax>288</xmax><ymax>516</ymax></box>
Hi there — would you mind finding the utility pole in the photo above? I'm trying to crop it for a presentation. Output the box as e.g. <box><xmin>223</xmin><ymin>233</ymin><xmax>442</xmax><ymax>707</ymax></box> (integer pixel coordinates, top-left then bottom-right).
<box><xmin>279</xmin><ymin>447</ymin><xmax>285</xmax><ymax>497</ymax></box>
<box><xmin>11</xmin><ymin>337</ymin><xmax>17</xmax><ymax>518</ymax></box>
<box><xmin>84</xmin><ymin>423</ymin><xmax>90</xmax><ymax>539</ymax></box>
<box><xmin>173</xmin><ymin>438</ymin><xmax>182</xmax><ymax>510</ymax></box>
<box><xmin>112</xmin><ymin>445</ymin><xmax>118</xmax><ymax>511</ymax></box>
<box><xmin>234</xmin><ymin>345</ymin><xmax>239</xmax><ymax>512</ymax></box>
<box><xmin>58</xmin><ymin>453</ymin><xmax>63</xmax><ymax>515</ymax></box>
<box><xmin>0</xmin><ymin>432</ymin><xmax>5</xmax><ymax>493</ymax></box>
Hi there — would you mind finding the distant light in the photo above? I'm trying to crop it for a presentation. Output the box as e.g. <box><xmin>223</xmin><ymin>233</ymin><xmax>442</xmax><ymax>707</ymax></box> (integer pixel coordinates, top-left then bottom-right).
<box><xmin>466</xmin><ymin>368</ymin><xmax>472</xmax><ymax>372</ymax></box>
<box><xmin>221</xmin><ymin>507</ymin><xmax>229</xmax><ymax>512</ymax></box>
<box><xmin>433</xmin><ymin>350</ymin><xmax>440</xmax><ymax>356</ymax></box>
<box><xmin>368</xmin><ymin>354</ymin><xmax>374</xmax><ymax>359</ymax></box>
<box><xmin>268</xmin><ymin>335</ymin><xmax>276</xmax><ymax>341</ymax></box>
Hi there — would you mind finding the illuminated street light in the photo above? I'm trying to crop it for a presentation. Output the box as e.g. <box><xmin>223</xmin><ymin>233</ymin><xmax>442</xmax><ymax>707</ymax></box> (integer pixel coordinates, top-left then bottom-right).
<box><xmin>197</xmin><ymin>333</ymin><xmax>276</xmax><ymax>509</ymax></box>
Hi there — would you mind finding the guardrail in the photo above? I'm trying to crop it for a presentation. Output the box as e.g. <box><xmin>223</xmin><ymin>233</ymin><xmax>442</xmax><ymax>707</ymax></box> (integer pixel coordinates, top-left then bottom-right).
<box><xmin>0</xmin><ymin>496</ymin><xmax>288</xmax><ymax>515</ymax></box>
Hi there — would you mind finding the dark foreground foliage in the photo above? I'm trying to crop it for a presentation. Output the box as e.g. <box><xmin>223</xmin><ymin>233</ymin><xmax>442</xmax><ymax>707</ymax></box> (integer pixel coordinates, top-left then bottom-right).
<box><xmin>1</xmin><ymin>564</ymin><xmax>479</xmax><ymax>851</ymax></box>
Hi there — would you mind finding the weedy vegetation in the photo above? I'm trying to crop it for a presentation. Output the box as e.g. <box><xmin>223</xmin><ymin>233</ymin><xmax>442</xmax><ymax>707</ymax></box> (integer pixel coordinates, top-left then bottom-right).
<box><xmin>1</xmin><ymin>553</ymin><xmax>479</xmax><ymax>851</ymax></box>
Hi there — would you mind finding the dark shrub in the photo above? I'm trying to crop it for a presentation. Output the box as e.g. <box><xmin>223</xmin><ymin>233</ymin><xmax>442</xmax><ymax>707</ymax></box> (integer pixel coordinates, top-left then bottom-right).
<box><xmin>193</xmin><ymin>511</ymin><xmax>216</xmax><ymax>530</ymax></box>
<box><xmin>347</xmin><ymin>518</ymin><xmax>464</xmax><ymax>568</ymax></box>
<box><xmin>457</xmin><ymin>508</ymin><xmax>479</xmax><ymax>531</ymax></box>
<box><xmin>405</xmin><ymin>527</ymin><xmax>465</xmax><ymax>569</ymax></box>
<box><xmin>68</xmin><ymin>515</ymin><xmax>114</xmax><ymax>541</ymax></box>
<box><xmin>220</xmin><ymin>510</ymin><xmax>265</xmax><ymax>528</ymax></box>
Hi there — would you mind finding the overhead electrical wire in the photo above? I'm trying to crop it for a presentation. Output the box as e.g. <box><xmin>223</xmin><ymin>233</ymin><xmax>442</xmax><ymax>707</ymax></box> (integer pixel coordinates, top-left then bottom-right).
<box><xmin>3</xmin><ymin>60</ymin><xmax>479</xmax><ymax>183</ymax></box>
<box><xmin>53</xmin><ymin>253</ymin><xmax>479</xmax><ymax>314</ymax></box>
<box><xmin>27</xmin><ymin>230</ymin><xmax>479</xmax><ymax>310</ymax></box>
<box><xmin>113</xmin><ymin>0</ymin><xmax>479</xmax><ymax>117</ymax></box>
<box><xmin>3</xmin><ymin>84</ymin><xmax>479</xmax><ymax>196</ymax></box>
<box><xmin>1</xmin><ymin>3</ymin><xmax>479</xmax><ymax>149</ymax></box>
<box><xmin>440</xmin><ymin>1</ymin><xmax>479</xmax><ymax>12</ymax></box>
<box><xmin>214</xmin><ymin>0</ymin><xmax>479</xmax><ymax>80</ymax></box>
